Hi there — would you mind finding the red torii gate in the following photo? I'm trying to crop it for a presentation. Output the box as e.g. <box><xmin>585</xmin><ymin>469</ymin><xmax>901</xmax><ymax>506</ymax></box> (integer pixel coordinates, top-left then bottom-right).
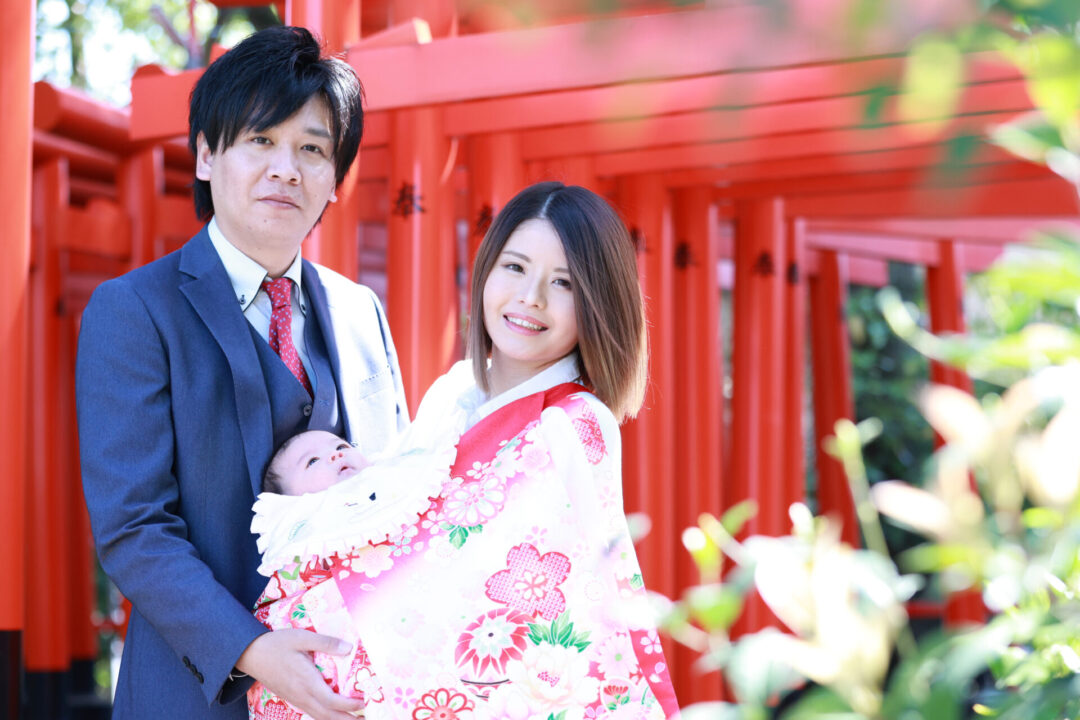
<box><xmin>4</xmin><ymin>0</ymin><xmax>1080</xmax><ymax>715</ymax></box>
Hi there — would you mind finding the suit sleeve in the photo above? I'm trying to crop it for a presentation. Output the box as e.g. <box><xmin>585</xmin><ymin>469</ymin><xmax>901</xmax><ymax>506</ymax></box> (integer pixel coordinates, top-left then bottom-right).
<box><xmin>76</xmin><ymin>279</ymin><xmax>266</xmax><ymax>706</ymax></box>
<box><xmin>367</xmin><ymin>285</ymin><xmax>409</xmax><ymax>432</ymax></box>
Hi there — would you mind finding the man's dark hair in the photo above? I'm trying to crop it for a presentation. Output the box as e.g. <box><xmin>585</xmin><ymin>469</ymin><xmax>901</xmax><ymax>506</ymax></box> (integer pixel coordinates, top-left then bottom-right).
<box><xmin>188</xmin><ymin>26</ymin><xmax>364</xmax><ymax>221</ymax></box>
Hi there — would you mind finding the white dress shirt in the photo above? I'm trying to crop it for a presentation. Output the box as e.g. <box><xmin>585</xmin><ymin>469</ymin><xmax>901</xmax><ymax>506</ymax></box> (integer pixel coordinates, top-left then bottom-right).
<box><xmin>206</xmin><ymin>217</ymin><xmax>315</xmax><ymax>387</ymax></box>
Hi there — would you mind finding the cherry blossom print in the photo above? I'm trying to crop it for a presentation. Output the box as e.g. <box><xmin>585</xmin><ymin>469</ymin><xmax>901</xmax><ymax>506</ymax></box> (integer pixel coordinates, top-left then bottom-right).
<box><xmin>393</xmin><ymin>686</ymin><xmax>419</xmax><ymax>709</ymax></box>
<box><xmin>485</xmin><ymin>543</ymin><xmax>571</xmax><ymax>620</ymax></box>
<box><xmin>607</xmin><ymin>702</ymin><xmax>656</xmax><ymax>720</ymax></box>
<box><xmin>638</xmin><ymin>631</ymin><xmax>662</xmax><ymax>655</ymax></box>
<box><xmin>343</xmin><ymin>642</ymin><xmax>382</xmax><ymax>704</ymax></box>
<box><xmin>390</xmin><ymin>524</ymin><xmax>420</xmax><ymax>557</ymax></box>
<box><xmin>343</xmin><ymin>544</ymin><xmax>395</xmax><ymax>578</ymax></box>
<box><xmin>464</xmin><ymin>459</ymin><xmax>493</xmax><ymax>480</ymax></box>
<box><xmin>572</xmin><ymin>409</ymin><xmax>606</xmax><ymax>465</ymax></box>
<box><xmin>455</xmin><ymin>608</ymin><xmax>532</xmax><ymax>682</ymax></box>
<box><xmin>420</xmin><ymin>508</ymin><xmax>447</xmax><ymax>536</ymax></box>
<box><xmin>257</xmin><ymin>697</ymin><xmax>303</xmax><ymax>720</ymax></box>
<box><xmin>647</xmin><ymin>660</ymin><xmax>668</xmax><ymax>685</ymax></box>
<box><xmin>523</xmin><ymin>525</ymin><xmax>549</xmax><ymax>548</ymax></box>
<box><xmin>411</xmin><ymin>688</ymin><xmax>473</xmax><ymax>720</ymax></box>
<box><xmin>518</xmin><ymin>441</ymin><xmax>552</xmax><ymax>475</ymax></box>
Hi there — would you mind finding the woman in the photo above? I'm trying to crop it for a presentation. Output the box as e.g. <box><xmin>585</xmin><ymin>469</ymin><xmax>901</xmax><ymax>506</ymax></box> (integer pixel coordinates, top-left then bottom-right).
<box><xmin>249</xmin><ymin>182</ymin><xmax>678</xmax><ymax>720</ymax></box>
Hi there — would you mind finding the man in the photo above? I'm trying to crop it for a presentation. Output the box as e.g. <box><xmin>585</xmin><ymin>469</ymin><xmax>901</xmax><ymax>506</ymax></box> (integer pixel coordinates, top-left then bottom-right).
<box><xmin>76</xmin><ymin>26</ymin><xmax>407</xmax><ymax>719</ymax></box>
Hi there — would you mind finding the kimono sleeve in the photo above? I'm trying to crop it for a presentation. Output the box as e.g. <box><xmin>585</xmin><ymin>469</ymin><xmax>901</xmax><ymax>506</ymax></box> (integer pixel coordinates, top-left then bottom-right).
<box><xmin>537</xmin><ymin>394</ymin><xmax>641</xmax><ymax>582</ymax></box>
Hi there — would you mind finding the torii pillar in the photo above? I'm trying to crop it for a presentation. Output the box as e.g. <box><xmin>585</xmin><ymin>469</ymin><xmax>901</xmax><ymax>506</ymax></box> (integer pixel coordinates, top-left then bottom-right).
<box><xmin>385</xmin><ymin>0</ymin><xmax>459</xmax><ymax>412</ymax></box>
<box><xmin>809</xmin><ymin>250</ymin><xmax>859</xmax><ymax>545</ymax></box>
<box><xmin>731</xmin><ymin>197</ymin><xmax>788</xmax><ymax>633</ymax></box>
<box><xmin>671</xmin><ymin>186</ymin><xmax>724</xmax><ymax>703</ymax></box>
<box><xmin>467</xmin><ymin>133</ymin><xmax>523</xmax><ymax>281</ymax></box>
<box><xmin>616</xmin><ymin>174</ymin><xmax>677</xmax><ymax>603</ymax></box>
<box><xmin>0</xmin><ymin>0</ymin><xmax>33</xmax><ymax>713</ymax></box>
<box><xmin>927</xmin><ymin>239</ymin><xmax>985</xmax><ymax>626</ymax></box>
<box><xmin>286</xmin><ymin>0</ymin><xmax>363</xmax><ymax>277</ymax></box>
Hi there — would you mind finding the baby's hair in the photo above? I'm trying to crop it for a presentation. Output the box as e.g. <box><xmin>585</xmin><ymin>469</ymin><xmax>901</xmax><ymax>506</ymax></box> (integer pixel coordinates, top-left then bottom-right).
<box><xmin>467</xmin><ymin>182</ymin><xmax>648</xmax><ymax>422</ymax></box>
<box><xmin>262</xmin><ymin>432</ymin><xmax>307</xmax><ymax>495</ymax></box>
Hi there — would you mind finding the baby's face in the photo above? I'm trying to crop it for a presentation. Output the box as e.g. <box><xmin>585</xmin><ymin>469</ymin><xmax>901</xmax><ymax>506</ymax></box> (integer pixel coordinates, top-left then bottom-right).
<box><xmin>275</xmin><ymin>430</ymin><xmax>368</xmax><ymax>496</ymax></box>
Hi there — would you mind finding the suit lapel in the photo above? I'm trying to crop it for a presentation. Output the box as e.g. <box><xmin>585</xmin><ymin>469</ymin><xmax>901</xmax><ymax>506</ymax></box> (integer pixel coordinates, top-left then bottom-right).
<box><xmin>179</xmin><ymin>230</ymin><xmax>273</xmax><ymax>497</ymax></box>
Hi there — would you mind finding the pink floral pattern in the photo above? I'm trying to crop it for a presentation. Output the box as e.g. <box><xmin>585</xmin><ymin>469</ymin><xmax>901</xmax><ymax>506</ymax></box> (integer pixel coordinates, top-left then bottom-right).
<box><xmin>251</xmin><ymin>386</ymin><xmax>679</xmax><ymax>720</ymax></box>
<box><xmin>411</xmin><ymin>688</ymin><xmax>473</xmax><ymax>720</ymax></box>
<box><xmin>443</xmin><ymin>474</ymin><xmax>506</xmax><ymax>527</ymax></box>
<box><xmin>455</xmin><ymin>608</ymin><xmax>532</xmax><ymax>681</ymax></box>
<box><xmin>572</xmin><ymin>406</ymin><xmax>606</xmax><ymax>465</ymax></box>
<box><xmin>485</xmin><ymin>543</ymin><xmax>570</xmax><ymax>620</ymax></box>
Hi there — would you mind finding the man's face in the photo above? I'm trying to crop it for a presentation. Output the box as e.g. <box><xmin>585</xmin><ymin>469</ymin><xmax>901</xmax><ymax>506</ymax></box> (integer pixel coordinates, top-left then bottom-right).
<box><xmin>195</xmin><ymin>96</ymin><xmax>338</xmax><ymax>261</ymax></box>
<box><xmin>273</xmin><ymin>430</ymin><xmax>368</xmax><ymax>496</ymax></box>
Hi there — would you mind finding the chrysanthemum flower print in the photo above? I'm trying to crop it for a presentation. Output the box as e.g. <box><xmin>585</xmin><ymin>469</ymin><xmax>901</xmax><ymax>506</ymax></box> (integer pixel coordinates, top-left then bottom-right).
<box><xmin>411</xmin><ymin>688</ymin><xmax>473</xmax><ymax>720</ymax></box>
<box><xmin>443</xmin><ymin>475</ymin><xmax>507</xmax><ymax>527</ymax></box>
<box><xmin>455</xmin><ymin>607</ymin><xmax>532</xmax><ymax>682</ymax></box>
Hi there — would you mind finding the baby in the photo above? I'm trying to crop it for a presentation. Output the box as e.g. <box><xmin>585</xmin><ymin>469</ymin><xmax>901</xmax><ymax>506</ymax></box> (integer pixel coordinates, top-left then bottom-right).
<box><xmin>248</xmin><ymin>426</ymin><xmax>459</xmax><ymax>720</ymax></box>
<box><xmin>262</xmin><ymin>430</ymin><xmax>371</xmax><ymax>497</ymax></box>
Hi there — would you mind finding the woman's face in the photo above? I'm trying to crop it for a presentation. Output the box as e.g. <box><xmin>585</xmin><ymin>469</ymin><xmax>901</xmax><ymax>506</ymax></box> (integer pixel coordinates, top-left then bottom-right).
<box><xmin>482</xmin><ymin>218</ymin><xmax>579</xmax><ymax>388</ymax></box>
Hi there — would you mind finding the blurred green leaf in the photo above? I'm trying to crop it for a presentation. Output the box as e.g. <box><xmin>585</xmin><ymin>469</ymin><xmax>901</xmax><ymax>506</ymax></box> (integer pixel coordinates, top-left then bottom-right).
<box><xmin>726</xmin><ymin>629</ymin><xmax>805</xmax><ymax>708</ymax></box>
<box><xmin>685</xmin><ymin>583</ymin><xmax>745</xmax><ymax>635</ymax></box>
<box><xmin>899</xmin><ymin>34</ymin><xmax>964</xmax><ymax>130</ymax></box>
<box><xmin>720</xmin><ymin>500</ymin><xmax>758</xmax><ymax>538</ymax></box>
<box><xmin>777</xmin><ymin>686</ymin><xmax>859</xmax><ymax>719</ymax></box>
<box><xmin>1008</xmin><ymin>33</ymin><xmax>1080</xmax><ymax>129</ymax></box>
<box><xmin>678</xmin><ymin>701</ymin><xmax>751</xmax><ymax>720</ymax></box>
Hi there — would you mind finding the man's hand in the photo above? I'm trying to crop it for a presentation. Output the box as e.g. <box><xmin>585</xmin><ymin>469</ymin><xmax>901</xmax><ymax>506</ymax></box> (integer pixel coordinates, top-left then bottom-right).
<box><xmin>237</xmin><ymin>628</ymin><xmax>363</xmax><ymax>720</ymax></box>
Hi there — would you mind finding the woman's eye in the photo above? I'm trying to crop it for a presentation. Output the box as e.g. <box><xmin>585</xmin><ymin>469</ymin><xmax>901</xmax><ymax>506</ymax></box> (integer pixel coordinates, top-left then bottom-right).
<box><xmin>504</xmin><ymin>262</ymin><xmax>524</xmax><ymax>273</ymax></box>
<box><xmin>553</xmin><ymin>277</ymin><xmax>572</xmax><ymax>289</ymax></box>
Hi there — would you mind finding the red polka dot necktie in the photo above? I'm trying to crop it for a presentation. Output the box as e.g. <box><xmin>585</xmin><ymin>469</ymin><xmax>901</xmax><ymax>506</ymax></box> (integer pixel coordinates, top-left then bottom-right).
<box><xmin>261</xmin><ymin>277</ymin><xmax>313</xmax><ymax>397</ymax></box>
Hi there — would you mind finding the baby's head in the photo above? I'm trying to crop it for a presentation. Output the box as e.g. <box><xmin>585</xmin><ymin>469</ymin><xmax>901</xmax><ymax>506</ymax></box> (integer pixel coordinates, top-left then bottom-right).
<box><xmin>263</xmin><ymin>430</ymin><xmax>368</xmax><ymax>496</ymax></box>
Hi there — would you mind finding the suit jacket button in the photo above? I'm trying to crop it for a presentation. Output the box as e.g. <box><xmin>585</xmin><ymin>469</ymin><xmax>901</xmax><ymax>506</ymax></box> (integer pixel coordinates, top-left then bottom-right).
<box><xmin>302</xmin><ymin>404</ymin><xmax>313</xmax><ymax>417</ymax></box>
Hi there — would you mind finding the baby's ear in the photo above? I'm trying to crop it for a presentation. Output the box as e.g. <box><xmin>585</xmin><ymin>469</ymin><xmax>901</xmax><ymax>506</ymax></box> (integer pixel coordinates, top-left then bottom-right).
<box><xmin>369</xmin><ymin>492</ymin><xmax>376</xmax><ymax>502</ymax></box>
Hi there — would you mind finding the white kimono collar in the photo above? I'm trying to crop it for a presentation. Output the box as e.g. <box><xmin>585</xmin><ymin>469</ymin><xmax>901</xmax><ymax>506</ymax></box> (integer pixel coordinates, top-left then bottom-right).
<box><xmin>467</xmin><ymin>354</ymin><xmax>582</xmax><ymax>429</ymax></box>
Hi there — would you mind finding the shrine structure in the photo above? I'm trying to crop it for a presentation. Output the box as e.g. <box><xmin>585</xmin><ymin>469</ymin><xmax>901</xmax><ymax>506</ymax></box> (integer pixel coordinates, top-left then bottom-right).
<box><xmin>2</xmin><ymin>0</ymin><xmax>1078</xmax><ymax>716</ymax></box>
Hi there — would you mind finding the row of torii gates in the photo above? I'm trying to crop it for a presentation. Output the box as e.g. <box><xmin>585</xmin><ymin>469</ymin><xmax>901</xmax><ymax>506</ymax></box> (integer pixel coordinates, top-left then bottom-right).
<box><xmin>4</xmin><ymin>0</ymin><xmax>1080</xmax><ymax>716</ymax></box>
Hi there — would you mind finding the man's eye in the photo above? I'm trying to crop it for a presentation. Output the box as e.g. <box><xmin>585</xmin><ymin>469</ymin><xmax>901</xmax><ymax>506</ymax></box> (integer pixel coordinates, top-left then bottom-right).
<box><xmin>303</xmin><ymin>144</ymin><xmax>326</xmax><ymax>155</ymax></box>
<box><xmin>251</xmin><ymin>136</ymin><xmax>270</xmax><ymax>145</ymax></box>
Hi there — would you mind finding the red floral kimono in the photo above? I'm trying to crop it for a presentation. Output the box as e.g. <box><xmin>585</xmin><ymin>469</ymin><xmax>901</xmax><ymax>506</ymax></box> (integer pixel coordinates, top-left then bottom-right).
<box><xmin>248</xmin><ymin>357</ymin><xmax>679</xmax><ymax>720</ymax></box>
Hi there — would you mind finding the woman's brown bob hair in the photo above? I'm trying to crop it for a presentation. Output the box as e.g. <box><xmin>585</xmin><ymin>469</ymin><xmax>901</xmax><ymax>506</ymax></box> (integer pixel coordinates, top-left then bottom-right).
<box><xmin>467</xmin><ymin>182</ymin><xmax>648</xmax><ymax>422</ymax></box>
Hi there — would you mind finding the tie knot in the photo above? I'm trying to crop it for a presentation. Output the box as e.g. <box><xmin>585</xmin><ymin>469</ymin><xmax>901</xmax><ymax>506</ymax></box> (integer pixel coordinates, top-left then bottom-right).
<box><xmin>262</xmin><ymin>277</ymin><xmax>293</xmax><ymax>310</ymax></box>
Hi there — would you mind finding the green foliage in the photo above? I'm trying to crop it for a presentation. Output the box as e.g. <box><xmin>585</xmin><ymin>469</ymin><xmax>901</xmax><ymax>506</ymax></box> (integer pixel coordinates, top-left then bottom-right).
<box><xmin>527</xmin><ymin>613</ymin><xmax>591</xmax><ymax>652</ymax></box>
<box><xmin>664</xmin><ymin>6</ymin><xmax>1080</xmax><ymax>714</ymax></box>
<box><xmin>848</xmin><ymin>267</ymin><xmax>935</xmax><ymax>488</ymax></box>
<box><xmin>667</xmin><ymin>231</ymin><xmax>1080</xmax><ymax>719</ymax></box>
<box><xmin>34</xmin><ymin>0</ymin><xmax>271</xmax><ymax>105</ymax></box>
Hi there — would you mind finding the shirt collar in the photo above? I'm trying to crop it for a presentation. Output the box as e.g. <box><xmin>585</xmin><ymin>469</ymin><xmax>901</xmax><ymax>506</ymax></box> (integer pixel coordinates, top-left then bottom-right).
<box><xmin>207</xmin><ymin>217</ymin><xmax>305</xmax><ymax>311</ymax></box>
<box><xmin>469</xmin><ymin>353</ymin><xmax>582</xmax><ymax>426</ymax></box>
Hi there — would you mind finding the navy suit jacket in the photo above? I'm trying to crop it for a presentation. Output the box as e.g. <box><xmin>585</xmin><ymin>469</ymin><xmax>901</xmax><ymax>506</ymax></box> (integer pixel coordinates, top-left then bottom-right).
<box><xmin>76</xmin><ymin>228</ymin><xmax>408</xmax><ymax>718</ymax></box>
